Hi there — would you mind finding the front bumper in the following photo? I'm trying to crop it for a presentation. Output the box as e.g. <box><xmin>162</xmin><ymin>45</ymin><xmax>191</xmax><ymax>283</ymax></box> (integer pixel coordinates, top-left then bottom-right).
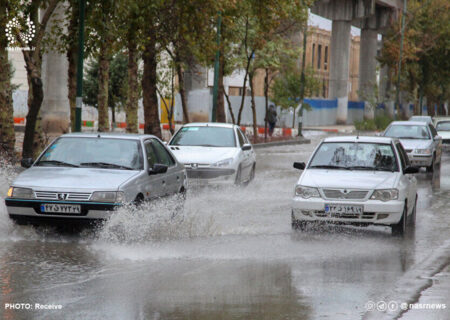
<box><xmin>5</xmin><ymin>198</ymin><xmax>119</xmax><ymax>221</ymax></box>
<box><xmin>291</xmin><ymin>197</ymin><xmax>404</xmax><ymax>226</ymax></box>
<box><xmin>406</xmin><ymin>153</ymin><xmax>433</xmax><ymax>167</ymax></box>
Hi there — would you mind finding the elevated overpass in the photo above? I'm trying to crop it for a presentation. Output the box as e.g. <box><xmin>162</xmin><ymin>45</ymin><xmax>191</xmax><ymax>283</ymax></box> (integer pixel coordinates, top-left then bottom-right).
<box><xmin>311</xmin><ymin>0</ymin><xmax>404</xmax><ymax>123</ymax></box>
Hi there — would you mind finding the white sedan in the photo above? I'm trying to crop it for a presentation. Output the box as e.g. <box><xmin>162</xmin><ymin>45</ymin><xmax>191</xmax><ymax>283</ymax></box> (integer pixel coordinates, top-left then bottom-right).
<box><xmin>168</xmin><ymin>123</ymin><xmax>256</xmax><ymax>186</ymax></box>
<box><xmin>291</xmin><ymin>136</ymin><xmax>418</xmax><ymax>236</ymax></box>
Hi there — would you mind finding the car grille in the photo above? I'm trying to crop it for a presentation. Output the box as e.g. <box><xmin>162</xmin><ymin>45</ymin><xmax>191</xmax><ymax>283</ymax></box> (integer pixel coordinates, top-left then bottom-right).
<box><xmin>314</xmin><ymin>211</ymin><xmax>375</xmax><ymax>219</ymax></box>
<box><xmin>322</xmin><ymin>189</ymin><xmax>368</xmax><ymax>200</ymax></box>
<box><xmin>34</xmin><ymin>191</ymin><xmax>92</xmax><ymax>201</ymax></box>
<box><xmin>443</xmin><ymin>139</ymin><xmax>450</xmax><ymax>144</ymax></box>
<box><xmin>405</xmin><ymin>149</ymin><xmax>413</xmax><ymax>153</ymax></box>
<box><xmin>186</xmin><ymin>168</ymin><xmax>235</xmax><ymax>179</ymax></box>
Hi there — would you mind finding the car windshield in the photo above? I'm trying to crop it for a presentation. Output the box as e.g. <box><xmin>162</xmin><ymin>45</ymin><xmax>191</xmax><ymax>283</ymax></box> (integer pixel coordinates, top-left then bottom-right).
<box><xmin>436</xmin><ymin>121</ymin><xmax>450</xmax><ymax>131</ymax></box>
<box><xmin>170</xmin><ymin>126</ymin><xmax>236</xmax><ymax>147</ymax></box>
<box><xmin>36</xmin><ymin>137</ymin><xmax>143</xmax><ymax>170</ymax></box>
<box><xmin>385</xmin><ymin>125</ymin><xmax>430</xmax><ymax>139</ymax></box>
<box><xmin>309</xmin><ymin>142</ymin><xmax>399</xmax><ymax>171</ymax></box>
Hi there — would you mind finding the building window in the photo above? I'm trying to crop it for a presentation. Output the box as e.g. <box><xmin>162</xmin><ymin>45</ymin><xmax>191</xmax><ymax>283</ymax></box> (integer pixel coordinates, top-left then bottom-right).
<box><xmin>317</xmin><ymin>44</ymin><xmax>322</xmax><ymax>70</ymax></box>
<box><xmin>228</xmin><ymin>87</ymin><xmax>240</xmax><ymax>96</ymax></box>
<box><xmin>322</xmin><ymin>79</ymin><xmax>326</xmax><ymax>97</ymax></box>
<box><xmin>312</xmin><ymin>43</ymin><xmax>315</xmax><ymax>67</ymax></box>
<box><xmin>324</xmin><ymin>46</ymin><xmax>328</xmax><ymax>70</ymax></box>
<box><xmin>238</xmin><ymin>87</ymin><xmax>251</xmax><ymax>96</ymax></box>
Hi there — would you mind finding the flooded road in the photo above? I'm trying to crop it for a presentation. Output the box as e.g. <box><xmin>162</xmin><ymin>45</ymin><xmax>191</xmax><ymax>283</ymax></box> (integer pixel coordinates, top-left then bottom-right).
<box><xmin>1</xmin><ymin>133</ymin><xmax>449</xmax><ymax>320</ymax></box>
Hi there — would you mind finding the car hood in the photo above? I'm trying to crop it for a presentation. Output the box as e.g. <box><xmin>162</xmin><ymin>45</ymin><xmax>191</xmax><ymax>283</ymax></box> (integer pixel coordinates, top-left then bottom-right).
<box><xmin>12</xmin><ymin>167</ymin><xmax>140</xmax><ymax>191</ymax></box>
<box><xmin>169</xmin><ymin>146</ymin><xmax>238</xmax><ymax>164</ymax></box>
<box><xmin>437</xmin><ymin>131</ymin><xmax>450</xmax><ymax>139</ymax></box>
<box><xmin>299</xmin><ymin>169</ymin><xmax>398</xmax><ymax>190</ymax></box>
<box><xmin>398</xmin><ymin>139</ymin><xmax>432</xmax><ymax>150</ymax></box>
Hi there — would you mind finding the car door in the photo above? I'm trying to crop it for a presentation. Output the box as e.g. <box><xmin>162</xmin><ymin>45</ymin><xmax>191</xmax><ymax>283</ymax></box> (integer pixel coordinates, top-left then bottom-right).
<box><xmin>396</xmin><ymin>142</ymin><xmax>416</xmax><ymax>214</ymax></box>
<box><xmin>150</xmin><ymin>138</ymin><xmax>182</xmax><ymax>195</ymax></box>
<box><xmin>236</xmin><ymin>128</ymin><xmax>252</xmax><ymax>178</ymax></box>
<box><xmin>143</xmin><ymin>140</ymin><xmax>166</xmax><ymax>198</ymax></box>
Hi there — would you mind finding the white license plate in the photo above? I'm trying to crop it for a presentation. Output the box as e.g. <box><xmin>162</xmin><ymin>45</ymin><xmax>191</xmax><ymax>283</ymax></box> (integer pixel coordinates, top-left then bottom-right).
<box><xmin>40</xmin><ymin>204</ymin><xmax>81</xmax><ymax>214</ymax></box>
<box><xmin>325</xmin><ymin>204</ymin><xmax>363</xmax><ymax>215</ymax></box>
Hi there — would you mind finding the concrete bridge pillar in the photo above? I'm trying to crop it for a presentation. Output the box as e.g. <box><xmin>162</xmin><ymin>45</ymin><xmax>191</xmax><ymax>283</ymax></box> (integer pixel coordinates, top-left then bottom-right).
<box><xmin>41</xmin><ymin>3</ymin><xmax>70</xmax><ymax>133</ymax></box>
<box><xmin>328</xmin><ymin>20</ymin><xmax>351</xmax><ymax>124</ymax></box>
<box><xmin>359</xmin><ymin>28</ymin><xmax>378</xmax><ymax>120</ymax></box>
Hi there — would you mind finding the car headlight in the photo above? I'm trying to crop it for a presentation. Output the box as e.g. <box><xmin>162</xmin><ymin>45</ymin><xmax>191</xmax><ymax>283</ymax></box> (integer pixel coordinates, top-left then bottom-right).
<box><xmin>90</xmin><ymin>191</ymin><xmax>125</xmax><ymax>203</ymax></box>
<box><xmin>295</xmin><ymin>186</ymin><xmax>321</xmax><ymax>199</ymax></box>
<box><xmin>7</xmin><ymin>187</ymin><xmax>34</xmax><ymax>199</ymax></box>
<box><xmin>415</xmin><ymin>148</ymin><xmax>432</xmax><ymax>155</ymax></box>
<box><xmin>370</xmin><ymin>189</ymin><xmax>399</xmax><ymax>201</ymax></box>
<box><xmin>212</xmin><ymin>158</ymin><xmax>233</xmax><ymax>168</ymax></box>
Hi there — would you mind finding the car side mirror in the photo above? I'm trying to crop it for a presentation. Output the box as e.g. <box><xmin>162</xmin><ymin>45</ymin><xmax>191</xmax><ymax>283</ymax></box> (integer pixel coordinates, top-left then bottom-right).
<box><xmin>149</xmin><ymin>163</ymin><xmax>168</xmax><ymax>175</ymax></box>
<box><xmin>242</xmin><ymin>144</ymin><xmax>252</xmax><ymax>151</ymax></box>
<box><xmin>293</xmin><ymin>162</ymin><xmax>306</xmax><ymax>170</ymax></box>
<box><xmin>21</xmin><ymin>158</ymin><xmax>34</xmax><ymax>168</ymax></box>
<box><xmin>404</xmin><ymin>166</ymin><xmax>419</xmax><ymax>174</ymax></box>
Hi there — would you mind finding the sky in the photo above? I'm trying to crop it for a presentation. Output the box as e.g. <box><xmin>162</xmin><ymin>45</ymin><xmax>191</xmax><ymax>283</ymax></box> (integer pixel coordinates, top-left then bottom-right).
<box><xmin>309</xmin><ymin>13</ymin><xmax>362</xmax><ymax>36</ymax></box>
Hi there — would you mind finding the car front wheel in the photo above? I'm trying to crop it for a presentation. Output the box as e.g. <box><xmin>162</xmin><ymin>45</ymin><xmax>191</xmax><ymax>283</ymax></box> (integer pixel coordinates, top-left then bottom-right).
<box><xmin>392</xmin><ymin>204</ymin><xmax>407</xmax><ymax>236</ymax></box>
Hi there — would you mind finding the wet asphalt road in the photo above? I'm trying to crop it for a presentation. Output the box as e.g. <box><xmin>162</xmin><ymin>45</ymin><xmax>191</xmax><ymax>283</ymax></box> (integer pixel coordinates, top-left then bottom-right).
<box><xmin>0</xmin><ymin>132</ymin><xmax>449</xmax><ymax>320</ymax></box>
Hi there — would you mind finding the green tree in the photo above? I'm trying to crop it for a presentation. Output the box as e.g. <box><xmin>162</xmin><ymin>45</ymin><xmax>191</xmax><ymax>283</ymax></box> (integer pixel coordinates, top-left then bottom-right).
<box><xmin>83</xmin><ymin>53</ymin><xmax>129</xmax><ymax>125</ymax></box>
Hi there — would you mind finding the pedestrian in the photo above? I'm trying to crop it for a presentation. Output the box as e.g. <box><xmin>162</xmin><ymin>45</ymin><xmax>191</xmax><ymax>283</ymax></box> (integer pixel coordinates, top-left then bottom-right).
<box><xmin>265</xmin><ymin>104</ymin><xmax>277</xmax><ymax>137</ymax></box>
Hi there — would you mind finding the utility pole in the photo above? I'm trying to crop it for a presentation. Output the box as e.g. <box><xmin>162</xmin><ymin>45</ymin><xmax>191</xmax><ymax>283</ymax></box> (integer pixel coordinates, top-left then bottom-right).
<box><xmin>74</xmin><ymin>0</ymin><xmax>86</xmax><ymax>132</ymax></box>
<box><xmin>211</xmin><ymin>12</ymin><xmax>222</xmax><ymax>122</ymax></box>
<box><xmin>298</xmin><ymin>22</ymin><xmax>308</xmax><ymax>137</ymax></box>
<box><xmin>395</xmin><ymin>0</ymin><xmax>407</xmax><ymax>121</ymax></box>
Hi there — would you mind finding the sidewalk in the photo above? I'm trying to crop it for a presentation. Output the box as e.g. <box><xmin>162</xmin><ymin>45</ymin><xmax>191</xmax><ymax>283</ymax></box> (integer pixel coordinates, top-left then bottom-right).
<box><xmin>303</xmin><ymin>125</ymin><xmax>355</xmax><ymax>133</ymax></box>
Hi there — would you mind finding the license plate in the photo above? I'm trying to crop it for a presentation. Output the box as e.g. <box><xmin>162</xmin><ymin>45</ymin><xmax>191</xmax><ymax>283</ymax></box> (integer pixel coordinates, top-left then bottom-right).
<box><xmin>325</xmin><ymin>204</ymin><xmax>363</xmax><ymax>215</ymax></box>
<box><xmin>40</xmin><ymin>204</ymin><xmax>81</xmax><ymax>214</ymax></box>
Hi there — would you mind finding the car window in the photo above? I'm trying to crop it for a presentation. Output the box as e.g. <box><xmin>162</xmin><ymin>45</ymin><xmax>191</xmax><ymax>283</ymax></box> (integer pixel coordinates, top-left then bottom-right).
<box><xmin>428</xmin><ymin>124</ymin><xmax>437</xmax><ymax>137</ymax></box>
<box><xmin>308</xmin><ymin>142</ymin><xmax>399</xmax><ymax>171</ymax></box>
<box><xmin>151</xmin><ymin>139</ymin><xmax>175</xmax><ymax>166</ymax></box>
<box><xmin>395</xmin><ymin>143</ymin><xmax>410</xmax><ymax>170</ymax></box>
<box><xmin>236</xmin><ymin>129</ymin><xmax>245</xmax><ymax>147</ymax></box>
<box><xmin>436</xmin><ymin>121</ymin><xmax>450</xmax><ymax>131</ymax></box>
<box><xmin>385</xmin><ymin>125</ymin><xmax>430</xmax><ymax>139</ymax></box>
<box><xmin>170</xmin><ymin>126</ymin><xmax>236</xmax><ymax>147</ymax></box>
<box><xmin>144</xmin><ymin>141</ymin><xmax>158</xmax><ymax>168</ymax></box>
<box><xmin>36</xmin><ymin>137</ymin><xmax>143</xmax><ymax>170</ymax></box>
<box><xmin>238</xmin><ymin>128</ymin><xmax>250</xmax><ymax>144</ymax></box>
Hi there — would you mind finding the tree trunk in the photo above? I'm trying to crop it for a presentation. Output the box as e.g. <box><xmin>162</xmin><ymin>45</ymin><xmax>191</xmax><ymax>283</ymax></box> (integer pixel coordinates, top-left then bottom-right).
<box><xmin>126</xmin><ymin>39</ymin><xmax>139</xmax><ymax>133</ymax></box>
<box><xmin>224</xmin><ymin>90</ymin><xmax>235</xmax><ymax>124</ymax></box>
<box><xmin>97</xmin><ymin>43</ymin><xmax>110</xmax><ymax>132</ymax></box>
<box><xmin>142</xmin><ymin>31</ymin><xmax>161</xmax><ymax>138</ymax></box>
<box><xmin>249</xmin><ymin>71</ymin><xmax>257</xmax><ymax>143</ymax></box>
<box><xmin>175</xmin><ymin>63</ymin><xmax>190</xmax><ymax>124</ymax></box>
<box><xmin>216</xmin><ymin>52</ymin><xmax>225</xmax><ymax>122</ymax></box>
<box><xmin>67</xmin><ymin>1</ymin><xmax>78</xmax><ymax>132</ymax></box>
<box><xmin>236</xmin><ymin>53</ymin><xmax>253</xmax><ymax>125</ymax></box>
<box><xmin>0</xmin><ymin>48</ymin><xmax>15</xmax><ymax>158</ymax></box>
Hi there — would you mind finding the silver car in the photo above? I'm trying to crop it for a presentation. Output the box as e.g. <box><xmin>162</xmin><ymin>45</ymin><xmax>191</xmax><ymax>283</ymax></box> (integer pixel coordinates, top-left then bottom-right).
<box><xmin>383</xmin><ymin>121</ymin><xmax>442</xmax><ymax>172</ymax></box>
<box><xmin>5</xmin><ymin>133</ymin><xmax>186</xmax><ymax>224</ymax></box>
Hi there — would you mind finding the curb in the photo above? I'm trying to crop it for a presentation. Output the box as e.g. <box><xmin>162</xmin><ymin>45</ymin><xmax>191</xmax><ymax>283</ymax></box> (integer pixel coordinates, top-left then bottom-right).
<box><xmin>253</xmin><ymin>138</ymin><xmax>311</xmax><ymax>149</ymax></box>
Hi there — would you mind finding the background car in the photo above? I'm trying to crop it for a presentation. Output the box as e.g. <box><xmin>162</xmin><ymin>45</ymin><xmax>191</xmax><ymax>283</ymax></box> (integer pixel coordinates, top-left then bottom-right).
<box><xmin>409</xmin><ymin>115</ymin><xmax>432</xmax><ymax>124</ymax></box>
<box><xmin>383</xmin><ymin>121</ymin><xmax>442</xmax><ymax>172</ymax></box>
<box><xmin>168</xmin><ymin>123</ymin><xmax>256</xmax><ymax>186</ymax></box>
<box><xmin>433</xmin><ymin>117</ymin><xmax>450</xmax><ymax>147</ymax></box>
<box><xmin>5</xmin><ymin>133</ymin><xmax>186</xmax><ymax>224</ymax></box>
<box><xmin>291</xmin><ymin>136</ymin><xmax>418</xmax><ymax>236</ymax></box>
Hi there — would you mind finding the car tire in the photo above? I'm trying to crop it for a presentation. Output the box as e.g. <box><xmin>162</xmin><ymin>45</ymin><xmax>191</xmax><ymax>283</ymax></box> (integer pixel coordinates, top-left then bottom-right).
<box><xmin>410</xmin><ymin>196</ymin><xmax>417</xmax><ymax>226</ymax></box>
<box><xmin>133</xmin><ymin>194</ymin><xmax>144</xmax><ymax>206</ymax></box>
<box><xmin>426</xmin><ymin>155</ymin><xmax>435</xmax><ymax>173</ymax></box>
<box><xmin>392</xmin><ymin>204</ymin><xmax>407</xmax><ymax>236</ymax></box>
<box><xmin>291</xmin><ymin>211</ymin><xmax>308</xmax><ymax>231</ymax></box>
<box><xmin>234</xmin><ymin>165</ymin><xmax>242</xmax><ymax>186</ymax></box>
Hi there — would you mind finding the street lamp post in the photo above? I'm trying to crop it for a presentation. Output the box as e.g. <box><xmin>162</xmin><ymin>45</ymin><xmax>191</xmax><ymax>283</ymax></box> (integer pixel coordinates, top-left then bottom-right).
<box><xmin>74</xmin><ymin>0</ymin><xmax>86</xmax><ymax>132</ymax></box>
<box><xmin>211</xmin><ymin>12</ymin><xmax>222</xmax><ymax>123</ymax></box>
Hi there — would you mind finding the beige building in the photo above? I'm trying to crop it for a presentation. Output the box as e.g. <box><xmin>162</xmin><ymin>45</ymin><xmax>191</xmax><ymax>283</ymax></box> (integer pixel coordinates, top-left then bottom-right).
<box><xmin>227</xmin><ymin>26</ymin><xmax>362</xmax><ymax>101</ymax></box>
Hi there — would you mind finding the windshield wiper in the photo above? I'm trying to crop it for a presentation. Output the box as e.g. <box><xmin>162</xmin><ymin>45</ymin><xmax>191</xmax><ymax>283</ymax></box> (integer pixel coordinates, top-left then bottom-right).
<box><xmin>348</xmin><ymin>166</ymin><xmax>395</xmax><ymax>172</ymax></box>
<box><xmin>80</xmin><ymin>162</ymin><xmax>134</xmax><ymax>170</ymax></box>
<box><xmin>309</xmin><ymin>165</ymin><xmax>350</xmax><ymax>170</ymax></box>
<box><xmin>36</xmin><ymin>160</ymin><xmax>79</xmax><ymax>167</ymax></box>
<box><xmin>397</xmin><ymin>136</ymin><xmax>424</xmax><ymax>140</ymax></box>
